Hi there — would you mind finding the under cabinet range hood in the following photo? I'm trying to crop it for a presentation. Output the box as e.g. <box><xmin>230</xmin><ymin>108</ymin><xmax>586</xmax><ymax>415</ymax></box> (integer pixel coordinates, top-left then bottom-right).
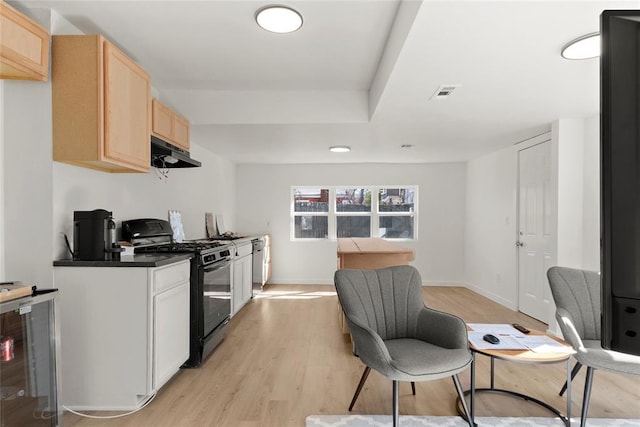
<box><xmin>151</xmin><ymin>136</ymin><xmax>201</xmax><ymax>168</ymax></box>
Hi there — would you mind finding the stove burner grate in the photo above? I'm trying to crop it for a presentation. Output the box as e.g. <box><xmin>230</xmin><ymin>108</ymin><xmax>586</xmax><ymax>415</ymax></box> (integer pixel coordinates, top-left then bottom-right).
<box><xmin>136</xmin><ymin>240</ymin><xmax>226</xmax><ymax>253</ymax></box>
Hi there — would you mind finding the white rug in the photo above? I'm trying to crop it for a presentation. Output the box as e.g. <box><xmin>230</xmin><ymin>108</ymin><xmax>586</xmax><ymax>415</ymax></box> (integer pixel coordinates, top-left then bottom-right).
<box><xmin>305</xmin><ymin>415</ymin><xmax>640</xmax><ymax>427</ymax></box>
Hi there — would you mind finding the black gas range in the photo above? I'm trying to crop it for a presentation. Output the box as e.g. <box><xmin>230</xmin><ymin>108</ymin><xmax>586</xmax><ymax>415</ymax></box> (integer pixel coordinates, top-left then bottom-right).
<box><xmin>123</xmin><ymin>219</ymin><xmax>232</xmax><ymax>367</ymax></box>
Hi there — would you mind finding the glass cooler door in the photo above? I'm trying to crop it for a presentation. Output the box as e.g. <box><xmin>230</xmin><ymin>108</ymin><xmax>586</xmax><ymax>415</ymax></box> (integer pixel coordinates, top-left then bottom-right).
<box><xmin>1</xmin><ymin>290</ymin><xmax>61</xmax><ymax>427</ymax></box>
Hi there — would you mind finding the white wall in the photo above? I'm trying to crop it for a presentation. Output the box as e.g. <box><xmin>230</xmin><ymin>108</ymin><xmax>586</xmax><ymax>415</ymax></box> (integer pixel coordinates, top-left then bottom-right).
<box><xmin>582</xmin><ymin>115</ymin><xmax>600</xmax><ymax>271</ymax></box>
<box><xmin>52</xmin><ymin>143</ymin><xmax>236</xmax><ymax>260</ymax></box>
<box><xmin>465</xmin><ymin>119</ymin><xmax>602</xmax><ymax>317</ymax></box>
<box><xmin>554</xmin><ymin>119</ymin><xmax>586</xmax><ymax>269</ymax></box>
<box><xmin>3</xmin><ymin>74</ymin><xmax>54</xmax><ymax>286</ymax></box>
<box><xmin>465</xmin><ymin>144</ymin><xmax>519</xmax><ymax>309</ymax></box>
<box><xmin>0</xmin><ymin>9</ymin><xmax>236</xmax><ymax>288</ymax></box>
<box><xmin>235</xmin><ymin>163</ymin><xmax>466</xmax><ymax>285</ymax></box>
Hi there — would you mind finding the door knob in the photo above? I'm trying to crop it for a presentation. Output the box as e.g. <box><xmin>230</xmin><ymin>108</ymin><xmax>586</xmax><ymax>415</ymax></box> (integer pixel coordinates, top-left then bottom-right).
<box><xmin>515</xmin><ymin>241</ymin><xmax>524</xmax><ymax>247</ymax></box>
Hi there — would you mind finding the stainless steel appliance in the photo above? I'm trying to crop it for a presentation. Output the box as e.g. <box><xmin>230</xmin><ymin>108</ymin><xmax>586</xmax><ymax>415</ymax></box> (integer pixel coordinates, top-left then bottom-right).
<box><xmin>252</xmin><ymin>237</ymin><xmax>267</xmax><ymax>292</ymax></box>
<box><xmin>0</xmin><ymin>289</ymin><xmax>61</xmax><ymax>426</ymax></box>
<box><xmin>123</xmin><ymin>219</ymin><xmax>231</xmax><ymax>367</ymax></box>
<box><xmin>73</xmin><ymin>209</ymin><xmax>121</xmax><ymax>261</ymax></box>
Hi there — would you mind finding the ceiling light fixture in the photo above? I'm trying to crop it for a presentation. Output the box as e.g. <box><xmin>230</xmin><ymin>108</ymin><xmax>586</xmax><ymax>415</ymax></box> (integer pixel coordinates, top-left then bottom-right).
<box><xmin>256</xmin><ymin>5</ymin><xmax>303</xmax><ymax>33</ymax></box>
<box><xmin>561</xmin><ymin>32</ymin><xmax>600</xmax><ymax>60</ymax></box>
<box><xmin>329</xmin><ymin>146</ymin><xmax>351</xmax><ymax>153</ymax></box>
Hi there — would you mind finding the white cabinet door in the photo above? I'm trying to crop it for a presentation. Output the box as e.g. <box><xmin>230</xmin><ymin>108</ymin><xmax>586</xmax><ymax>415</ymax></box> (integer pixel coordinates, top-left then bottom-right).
<box><xmin>242</xmin><ymin>254</ymin><xmax>253</xmax><ymax>303</ymax></box>
<box><xmin>232</xmin><ymin>254</ymin><xmax>252</xmax><ymax>315</ymax></box>
<box><xmin>232</xmin><ymin>259</ymin><xmax>243</xmax><ymax>315</ymax></box>
<box><xmin>153</xmin><ymin>280</ymin><xmax>190</xmax><ymax>389</ymax></box>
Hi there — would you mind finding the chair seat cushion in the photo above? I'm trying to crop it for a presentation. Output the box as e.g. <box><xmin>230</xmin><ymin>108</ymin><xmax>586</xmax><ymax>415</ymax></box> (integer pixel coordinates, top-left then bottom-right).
<box><xmin>383</xmin><ymin>338</ymin><xmax>471</xmax><ymax>382</ymax></box>
<box><xmin>579</xmin><ymin>340</ymin><xmax>640</xmax><ymax>375</ymax></box>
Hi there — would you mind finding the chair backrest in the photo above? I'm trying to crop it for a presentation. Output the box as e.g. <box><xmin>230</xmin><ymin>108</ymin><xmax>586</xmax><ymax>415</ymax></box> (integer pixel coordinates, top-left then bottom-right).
<box><xmin>547</xmin><ymin>266</ymin><xmax>601</xmax><ymax>341</ymax></box>
<box><xmin>334</xmin><ymin>265</ymin><xmax>424</xmax><ymax>340</ymax></box>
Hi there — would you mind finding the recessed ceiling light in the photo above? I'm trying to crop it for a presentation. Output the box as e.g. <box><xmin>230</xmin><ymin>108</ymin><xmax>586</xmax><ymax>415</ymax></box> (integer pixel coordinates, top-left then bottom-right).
<box><xmin>329</xmin><ymin>146</ymin><xmax>351</xmax><ymax>153</ymax></box>
<box><xmin>256</xmin><ymin>5</ymin><xmax>303</xmax><ymax>33</ymax></box>
<box><xmin>561</xmin><ymin>32</ymin><xmax>600</xmax><ymax>60</ymax></box>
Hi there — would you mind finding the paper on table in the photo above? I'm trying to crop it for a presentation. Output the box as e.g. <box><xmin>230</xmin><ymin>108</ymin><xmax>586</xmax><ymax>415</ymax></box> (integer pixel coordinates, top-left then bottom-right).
<box><xmin>466</xmin><ymin>323</ymin><xmax>574</xmax><ymax>353</ymax></box>
<box><xmin>517</xmin><ymin>335</ymin><xmax>575</xmax><ymax>354</ymax></box>
<box><xmin>468</xmin><ymin>331</ymin><xmax>530</xmax><ymax>350</ymax></box>
<box><xmin>467</xmin><ymin>323</ymin><xmax>526</xmax><ymax>337</ymax></box>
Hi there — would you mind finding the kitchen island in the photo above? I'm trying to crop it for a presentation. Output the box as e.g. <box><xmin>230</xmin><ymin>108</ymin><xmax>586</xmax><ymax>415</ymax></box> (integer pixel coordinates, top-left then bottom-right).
<box><xmin>337</xmin><ymin>237</ymin><xmax>415</xmax><ymax>269</ymax></box>
<box><xmin>336</xmin><ymin>237</ymin><xmax>415</xmax><ymax>333</ymax></box>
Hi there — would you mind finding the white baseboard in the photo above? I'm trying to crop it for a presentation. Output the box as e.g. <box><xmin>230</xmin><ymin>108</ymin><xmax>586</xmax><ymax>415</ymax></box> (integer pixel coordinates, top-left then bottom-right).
<box><xmin>267</xmin><ymin>278</ymin><xmax>333</xmax><ymax>285</ymax></box>
<box><xmin>421</xmin><ymin>281</ymin><xmax>465</xmax><ymax>287</ymax></box>
<box><xmin>462</xmin><ymin>281</ymin><xmax>517</xmax><ymax>311</ymax></box>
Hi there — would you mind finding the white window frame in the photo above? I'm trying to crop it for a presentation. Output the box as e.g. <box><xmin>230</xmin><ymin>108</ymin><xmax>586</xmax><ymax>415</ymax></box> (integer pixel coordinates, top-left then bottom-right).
<box><xmin>291</xmin><ymin>187</ymin><xmax>331</xmax><ymax>241</ymax></box>
<box><xmin>291</xmin><ymin>186</ymin><xmax>418</xmax><ymax>241</ymax></box>
<box><xmin>376</xmin><ymin>187</ymin><xmax>418</xmax><ymax>240</ymax></box>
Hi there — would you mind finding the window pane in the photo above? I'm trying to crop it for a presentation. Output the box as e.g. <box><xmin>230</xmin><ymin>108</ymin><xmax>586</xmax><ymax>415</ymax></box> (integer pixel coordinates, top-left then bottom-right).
<box><xmin>294</xmin><ymin>216</ymin><xmax>328</xmax><ymax>238</ymax></box>
<box><xmin>335</xmin><ymin>188</ymin><xmax>371</xmax><ymax>212</ymax></box>
<box><xmin>378</xmin><ymin>188</ymin><xmax>415</xmax><ymax>212</ymax></box>
<box><xmin>337</xmin><ymin>216</ymin><xmax>371</xmax><ymax>238</ymax></box>
<box><xmin>378</xmin><ymin>216</ymin><xmax>414</xmax><ymax>239</ymax></box>
<box><xmin>294</xmin><ymin>188</ymin><xmax>329</xmax><ymax>212</ymax></box>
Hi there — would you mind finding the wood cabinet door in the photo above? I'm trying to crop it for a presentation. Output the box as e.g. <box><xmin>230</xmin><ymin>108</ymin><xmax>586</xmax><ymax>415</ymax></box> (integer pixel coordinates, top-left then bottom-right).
<box><xmin>0</xmin><ymin>1</ymin><xmax>49</xmax><ymax>81</ymax></box>
<box><xmin>152</xmin><ymin>98</ymin><xmax>173</xmax><ymax>141</ymax></box>
<box><xmin>103</xmin><ymin>41</ymin><xmax>150</xmax><ymax>172</ymax></box>
<box><xmin>173</xmin><ymin>114</ymin><xmax>190</xmax><ymax>150</ymax></box>
<box><xmin>152</xmin><ymin>98</ymin><xmax>190</xmax><ymax>151</ymax></box>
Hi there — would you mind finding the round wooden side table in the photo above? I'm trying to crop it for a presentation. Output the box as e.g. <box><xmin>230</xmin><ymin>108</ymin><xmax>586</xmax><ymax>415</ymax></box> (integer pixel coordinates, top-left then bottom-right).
<box><xmin>456</xmin><ymin>328</ymin><xmax>573</xmax><ymax>427</ymax></box>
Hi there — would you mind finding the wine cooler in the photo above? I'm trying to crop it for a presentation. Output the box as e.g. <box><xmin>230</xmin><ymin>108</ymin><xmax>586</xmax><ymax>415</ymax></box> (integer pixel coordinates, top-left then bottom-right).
<box><xmin>1</xmin><ymin>290</ymin><xmax>61</xmax><ymax>426</ymax></box>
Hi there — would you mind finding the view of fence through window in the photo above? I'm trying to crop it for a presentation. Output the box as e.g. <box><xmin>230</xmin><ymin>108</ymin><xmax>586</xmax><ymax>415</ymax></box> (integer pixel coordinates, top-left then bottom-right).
<box><xmin>292</xmin><ymin>187</ymin><xmax>416</xmax><ymax>240</ymax></box>
<box><xmin>293</xmin><ymin>188</ymin><xmax>329</xmax><ymax>238</ymax></box>
<box><xmin>378</xmin><ymin>188</ymin><xmax>415</xmax><ymax>239</ymax></box>
<box><xmin>336</xmin><ymin>188</ymin><xmax>371</xmax><ymax>238</ymax></box>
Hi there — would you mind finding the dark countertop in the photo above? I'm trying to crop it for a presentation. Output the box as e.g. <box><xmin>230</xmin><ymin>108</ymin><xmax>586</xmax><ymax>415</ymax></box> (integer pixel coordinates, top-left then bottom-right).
<box><xmin>53</xmin><ymin>253</ymin><xmax>193</xmax><ymax>268</ymax></box>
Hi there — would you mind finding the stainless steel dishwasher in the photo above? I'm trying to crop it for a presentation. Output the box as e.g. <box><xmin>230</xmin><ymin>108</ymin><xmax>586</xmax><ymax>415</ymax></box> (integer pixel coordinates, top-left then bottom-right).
<box><xmin>251</xmin><ymin>237</ymin><xmax>266</xmax><ymax>292</ymax></box>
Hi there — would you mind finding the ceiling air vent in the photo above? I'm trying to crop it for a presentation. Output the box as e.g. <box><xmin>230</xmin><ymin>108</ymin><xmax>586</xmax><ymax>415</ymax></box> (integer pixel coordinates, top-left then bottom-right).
<box><xmin>430</xmin><ymin>84</ymin><xmax>460</xmax><ymax>100</ymax></box>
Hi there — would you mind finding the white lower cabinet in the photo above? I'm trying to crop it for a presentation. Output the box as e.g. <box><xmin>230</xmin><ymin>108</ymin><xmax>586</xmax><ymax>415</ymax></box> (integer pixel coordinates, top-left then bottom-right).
<box><xmin>153</xmin><ymin>278</ymin><xmax>190</xmax><ymax>390</ymax></box>
<box><xmin>53</xmin><ymin>260</ymin><xmax>190</xmax><ymax>410</ymax></box>
<box><xmin>232</xmin><ymin>241</ymin><xmax>253</xmax><ymax>316</ymax></box>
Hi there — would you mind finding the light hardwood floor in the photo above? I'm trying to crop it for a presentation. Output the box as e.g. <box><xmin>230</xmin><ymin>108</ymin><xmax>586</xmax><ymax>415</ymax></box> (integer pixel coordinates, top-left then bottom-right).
<box><xmin>64</xmin><ymin>285</ymin><xmax>640</xmax><ymax>426</ymax></box>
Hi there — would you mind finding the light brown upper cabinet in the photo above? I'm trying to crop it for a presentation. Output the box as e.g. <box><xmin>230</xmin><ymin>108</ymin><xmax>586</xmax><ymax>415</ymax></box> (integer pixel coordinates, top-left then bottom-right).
<box><xmin>52</xmin><ymin>35</ymin><xmax>150</xmax><ymax>173</ymax></box>
<box><xmin>0</xmin><ymin>1</ymin><xmax>50</xmax><ymax>81</ymax></box>
<box><xmin>152</xmin><ymin>98</ymin><xmax>190</xmax><ymax>151</ymax></box>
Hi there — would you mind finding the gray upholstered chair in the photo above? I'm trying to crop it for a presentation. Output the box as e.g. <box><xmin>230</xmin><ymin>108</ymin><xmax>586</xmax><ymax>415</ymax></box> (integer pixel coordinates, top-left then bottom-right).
<box><xmin>547</xmin><ymin>266</ymin><xmax>640</xmax><ymax>427</ymax></box>
<box><xmin>334</xmin><ymin>265</ymin><xmax>473</xmax><ymax>427</ymax></box>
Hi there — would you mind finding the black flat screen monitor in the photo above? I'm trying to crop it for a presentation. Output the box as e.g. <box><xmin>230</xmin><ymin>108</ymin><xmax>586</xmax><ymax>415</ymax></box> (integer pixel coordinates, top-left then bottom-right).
<box><xmin>601</xmin><ymin>10</ymin><xmax>640</xmax><ymax>356</ymax></box>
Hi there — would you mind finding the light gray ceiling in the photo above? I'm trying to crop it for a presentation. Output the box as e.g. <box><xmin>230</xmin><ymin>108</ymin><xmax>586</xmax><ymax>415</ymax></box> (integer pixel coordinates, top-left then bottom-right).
<box><xmin>16</xmin><ymin>0</ymin><xmax>640</xmax><ymax>164</ymax></box>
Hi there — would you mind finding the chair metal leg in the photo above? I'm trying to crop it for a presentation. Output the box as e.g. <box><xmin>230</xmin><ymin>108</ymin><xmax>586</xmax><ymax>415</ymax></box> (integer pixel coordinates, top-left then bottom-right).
<box><xmin>392</xmin><ymin>380</ymin><xmax>399</xmax><ymax>427</ymax></box>
<box><xmin>348</xmin><ymin>366</ymin><xmax>371</xmax><ymax>411</ymax></box>
<box><xmin>580</xmin><ymin>367</ymin><xmax>595</xmax><ymax>427</ymax></box>
<box><xmin>411</xmin><ymin>381</ymin><xmax>416</xmax><ymax>395</ymax></box>
<box><xmin>452</xmin><ymin>374</ymin><xmax>474</xmax><ymax>427</ymax></box>
<box><xmin>560</xmin><ymin>361</ymin><xmax>582</xmax><ymax>396</ymax></box>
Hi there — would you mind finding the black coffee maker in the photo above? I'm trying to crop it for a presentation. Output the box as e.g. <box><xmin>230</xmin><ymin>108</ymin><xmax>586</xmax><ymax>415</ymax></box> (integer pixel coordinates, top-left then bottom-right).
<box><xmin>73</xmin><ymin>209</ymin><xmax>122</xmax><ymax>261</ymax></box>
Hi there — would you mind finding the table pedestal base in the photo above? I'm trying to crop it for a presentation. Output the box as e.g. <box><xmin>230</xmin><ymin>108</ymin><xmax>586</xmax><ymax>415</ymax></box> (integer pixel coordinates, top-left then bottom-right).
<box><xmin>455</xmin><ymin>388</ymin><xmax>570</xmax><ymax>427</ymax></box>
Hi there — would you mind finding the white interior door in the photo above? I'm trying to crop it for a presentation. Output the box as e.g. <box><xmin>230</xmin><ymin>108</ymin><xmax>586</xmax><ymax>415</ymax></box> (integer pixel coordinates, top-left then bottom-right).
<box><xmin>517</xmin><ymin>141</ymin><xmax>553</xmax><ymax>323</ymax></box>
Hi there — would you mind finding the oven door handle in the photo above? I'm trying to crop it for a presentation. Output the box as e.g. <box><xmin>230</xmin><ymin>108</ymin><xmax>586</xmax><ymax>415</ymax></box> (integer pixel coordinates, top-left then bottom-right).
<box><xmin>203</xmin><ymin>261</ymin><xmax>230</xmax><ymax>273</ymax></box>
